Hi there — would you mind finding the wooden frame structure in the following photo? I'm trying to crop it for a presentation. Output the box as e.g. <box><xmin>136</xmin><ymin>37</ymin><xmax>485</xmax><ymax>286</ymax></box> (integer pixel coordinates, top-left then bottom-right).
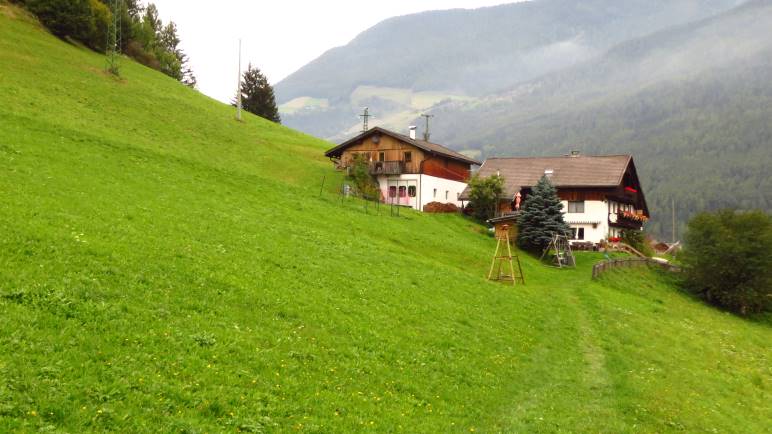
<box><xmin>488</xmin><ymin>224</ymin><xmax>525</xmax><ymax>285</ymax></box>
<box><xmin>540</xmin><ymin>233</ymin><xmax>576</xmax><ymax>268</ymax></box>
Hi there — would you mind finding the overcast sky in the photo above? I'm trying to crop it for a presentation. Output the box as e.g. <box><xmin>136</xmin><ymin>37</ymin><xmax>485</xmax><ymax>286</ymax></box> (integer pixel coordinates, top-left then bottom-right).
<box><xmin>151</xmin><ymin>1</ymin><xmax>517</xmax><ymax>103</ymax></box>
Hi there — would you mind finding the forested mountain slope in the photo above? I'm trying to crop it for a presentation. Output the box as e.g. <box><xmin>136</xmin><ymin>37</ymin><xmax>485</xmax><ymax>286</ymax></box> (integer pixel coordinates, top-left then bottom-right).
<box><xmin>0</xmin><ymin>4</ymin><xmax>769</xmax><ymax>432</ymax></box>
<box><xmin>428</xmin><ymin>0</ymin><xmax>772</xmax><ymax>238</ymax></box>
<box><xmin>275</xmin><ymin>0</ymin><xmax>741</xmax><ymax>140</ymax></box>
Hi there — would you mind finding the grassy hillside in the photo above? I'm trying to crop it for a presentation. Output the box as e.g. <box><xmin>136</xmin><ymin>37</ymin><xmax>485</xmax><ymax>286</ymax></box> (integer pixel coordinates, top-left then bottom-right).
<box><xmin>0</xmin><ymin>4</ymin><xmax>770</xmax><ymax>433</ymax></box>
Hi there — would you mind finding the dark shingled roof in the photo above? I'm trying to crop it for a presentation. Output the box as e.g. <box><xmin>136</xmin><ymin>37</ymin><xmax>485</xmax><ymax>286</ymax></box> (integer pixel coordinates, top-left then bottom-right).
<box><xmin>324</xmin><ymin>126</ymin><xmax>482</xmax><ymax>166</ymax></box>
<box><xmin>460</xmin><ymin>154</ymin><xmax>633</xmax><ymax>200</ymax></box>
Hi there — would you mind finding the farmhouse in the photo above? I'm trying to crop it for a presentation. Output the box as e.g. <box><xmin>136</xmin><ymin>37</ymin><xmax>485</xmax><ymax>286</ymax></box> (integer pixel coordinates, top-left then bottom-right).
<box><xmin>462</xmin><ymin>152</ymin><xmax>649</xmax><ymax>245</ymax></box>
<box><xmin>325</xmin><ymin>126</ymin><xmax>481</xmax><ymax>210</ymax></box>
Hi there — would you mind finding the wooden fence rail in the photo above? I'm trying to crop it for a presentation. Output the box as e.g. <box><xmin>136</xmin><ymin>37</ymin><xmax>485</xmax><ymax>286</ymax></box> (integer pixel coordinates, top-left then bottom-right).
<box><xmin>592</xmin><ymin>258</ymin><xmax>681</xmax><ymax>279</ymax></box>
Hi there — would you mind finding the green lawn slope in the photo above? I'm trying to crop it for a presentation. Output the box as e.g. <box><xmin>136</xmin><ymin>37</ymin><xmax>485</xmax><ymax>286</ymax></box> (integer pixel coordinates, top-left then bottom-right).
<box><xmin>1</xmin><ymin>5</ymin><xmax>769</xmax><ymax>432</ymax></box>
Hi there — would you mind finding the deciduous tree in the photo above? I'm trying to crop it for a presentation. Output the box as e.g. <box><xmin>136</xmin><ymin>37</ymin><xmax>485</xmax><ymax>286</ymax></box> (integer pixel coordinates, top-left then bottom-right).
<box><xmin>682</xmin><ymin>210</ymin><xmax>771</xmax><ymax>315</ymax></box>
<box><xmin>467</xmin><ymin>173</ymin><xmax>504</xmax><ymax>222</ymax></box>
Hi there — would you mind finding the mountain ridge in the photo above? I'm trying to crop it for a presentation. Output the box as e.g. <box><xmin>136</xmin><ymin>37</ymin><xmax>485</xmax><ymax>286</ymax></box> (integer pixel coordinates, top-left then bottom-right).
<box><xmin>425</xmin><ymin>0</ymin><xmax>772</xmax><ymax>237</ymax></box>
<box><xmin>275</xmin><ymin>0</ymin><xmax>742</xmax><ymax>140</ymax></box>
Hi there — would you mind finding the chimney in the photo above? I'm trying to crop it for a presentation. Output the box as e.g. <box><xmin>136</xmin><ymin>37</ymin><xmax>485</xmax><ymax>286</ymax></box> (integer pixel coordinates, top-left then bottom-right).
<box><xmin>570</xmin><ymin>150</ymin><xmax>580</xmax><ymax>157</ymax></box>
<box><xmin>409</xmin><ymin>126</ymin><xmax>417</xmax><ymax>140</ymax></box>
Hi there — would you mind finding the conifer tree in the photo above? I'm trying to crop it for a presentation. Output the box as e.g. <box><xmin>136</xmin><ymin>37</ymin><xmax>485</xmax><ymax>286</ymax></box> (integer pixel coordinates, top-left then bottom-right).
<box><xmin>517</xmin><ymin>175</ymin><xmax>570</xmax><ymax>252</ymax></box>
<box><xmin>235</xmin><ymin>64</ymin><xmax>281</xmax><ymax>123</ymax></box>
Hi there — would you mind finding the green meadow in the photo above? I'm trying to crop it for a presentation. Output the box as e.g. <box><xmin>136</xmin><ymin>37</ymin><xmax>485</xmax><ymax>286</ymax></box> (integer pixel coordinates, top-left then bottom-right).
<box><xmin>0</xmin><ymin>4</ymin><xmax>769</xmax><ymax>432</ymax></box>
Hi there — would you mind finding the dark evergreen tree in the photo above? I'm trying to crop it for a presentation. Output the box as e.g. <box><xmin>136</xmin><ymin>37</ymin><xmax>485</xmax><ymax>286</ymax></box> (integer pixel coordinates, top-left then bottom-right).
<box><xmin>235</xmin><ymin>64</ymin><xmax>281</xmax><ymax>123</ymax></box>
<box><xmin>517</xmin><ymin>175</ymin><xmax>570</xmax><ymax>252</ymax></box>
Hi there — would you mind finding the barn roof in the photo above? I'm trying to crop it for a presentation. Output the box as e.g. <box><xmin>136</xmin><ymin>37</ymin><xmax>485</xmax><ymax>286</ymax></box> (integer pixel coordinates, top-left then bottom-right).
<box><xmin>324</xmin><ymin>126</ymin><xmax>482</xmax><ymax>166</ymax></box>
<box><xmin>460</xmin><ymin>154</ymin><xmax>635</xmax><ymax>200</ymax></box>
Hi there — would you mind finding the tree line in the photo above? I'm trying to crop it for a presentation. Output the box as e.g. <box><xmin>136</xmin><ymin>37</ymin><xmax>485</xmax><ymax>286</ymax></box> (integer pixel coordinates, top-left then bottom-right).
<box><xmin>12</xmin><ymin>0</ymin><xmax>196</xmax><ymax>87</ymax></box>
<box><xmin>14</xmin><ymin>0</ymin><xmax>281</xmax><ymax>123</ymax></box>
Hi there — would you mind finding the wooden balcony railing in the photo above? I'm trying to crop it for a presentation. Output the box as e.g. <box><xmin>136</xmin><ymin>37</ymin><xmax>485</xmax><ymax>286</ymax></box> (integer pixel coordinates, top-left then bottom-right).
<box><xmin>369</xmin><ymin>161</ymin><xmax>406</xmax><ymax>175</ymax></box>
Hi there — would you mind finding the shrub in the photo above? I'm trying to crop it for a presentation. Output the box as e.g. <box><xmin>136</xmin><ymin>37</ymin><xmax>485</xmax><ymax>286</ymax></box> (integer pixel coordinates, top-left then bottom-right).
<box><xmin>125</xmin><ymin>40</ymin><xmax>160</xmax><ymax>70</ymax></box>
<box><xmin>467</xmin><ymin>173</ymin><xmax>504</xmax><ymax>222</ymax></box>
<box><xmin>347</xmin><ymin>154</ymin><xmax>379</xmax><ymax>200</ymax></box>
<box><xmin>621</xmin><ymin>228</ymin><xmax>653</xmax><ymax>257</ymax></box>
<box><xmin>682</xmin><ymin>210</ymin><xmax>772</xmax><ymax>315</ymax></box>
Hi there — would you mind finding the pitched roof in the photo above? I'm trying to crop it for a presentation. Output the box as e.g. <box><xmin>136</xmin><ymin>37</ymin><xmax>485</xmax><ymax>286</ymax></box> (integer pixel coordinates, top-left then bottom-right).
<box><xmin>461</xmin><ymin>154</ymin><xmax>633</xmax><ymax>199</ymax></box>
<box><xmin>324</xmin><ymin>127</ymin><xmax>482</xmax><ymax>166</ymax></box>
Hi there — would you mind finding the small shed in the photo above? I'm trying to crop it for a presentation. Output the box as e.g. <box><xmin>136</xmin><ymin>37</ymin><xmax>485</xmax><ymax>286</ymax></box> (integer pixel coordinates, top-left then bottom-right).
<box><xmin>487</xmin><ymin>213</ymin><xmax>519</xmax><ymax>243</ymax></box>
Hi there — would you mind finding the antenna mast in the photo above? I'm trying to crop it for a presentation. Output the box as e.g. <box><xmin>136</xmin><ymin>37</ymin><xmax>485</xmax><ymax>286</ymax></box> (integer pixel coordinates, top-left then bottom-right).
<box><xmin>359</xmin><ymin>107</ymin><xmax>371</xmax><ymax>133</ymax></box>
<box><xmin>106</xmin><ymin>0</ymin><xmax>122</xmax><ymax>75</ymax></box>
<box><xmin>420</xmin><ymin>113</ymin><xmax>434</xmax><ymax>141</ymax></box>
<box><xmin>236</xmin><ymin>39</ymin><xmax>243</xmax><ymax>121</ymax></box>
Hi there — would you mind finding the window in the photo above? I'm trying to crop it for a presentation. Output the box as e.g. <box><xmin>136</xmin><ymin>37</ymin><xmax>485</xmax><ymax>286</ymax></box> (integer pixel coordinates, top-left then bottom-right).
<box><xmin>398</xmin><ymin>186</ymin><xmax>407</xmax><ymax>197</ymax></box>
<box><xmin>571</xmin><ymin>227</ymin><xmax>585</xmax><ymax>240</ymax></box>
<box><xmin>408</xmin><ymin>186</ymin><xmax>417</xmax><ymax>197</ymax></box>
<box><xmin>404</xmin><ymin>151</ymin><xmax>412</xmax><ymax>162</ymax></box>
<box><xmin>433</xmin><ymin>188</ymin><xmax>437</xmax><ymax>198</ymax></box>
<box><xmin>388</xmin><ymin>186</ymin><xmax>397</xmax><ymax>198</ymax></box>
<box><xmin>568</xmin><ymin>201</ymin><xmax>585</xmax><ymax>213</ymax></box>
<box><xmin>378</xmin><ymin>151</ymin><xmax>385</xmax><ymax>161</ymax></box>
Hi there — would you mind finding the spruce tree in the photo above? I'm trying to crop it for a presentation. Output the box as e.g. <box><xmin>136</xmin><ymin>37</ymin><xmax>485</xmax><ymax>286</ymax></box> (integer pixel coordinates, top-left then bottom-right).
<box><xmin>235</xmin><ymin>64</ymin><xmax>281</xmax><ymax>123</ymax></box>
<box><xmin>517</xmin><ymin>175</ymin><xmax>570</xmax><ymax>252</ymax></box>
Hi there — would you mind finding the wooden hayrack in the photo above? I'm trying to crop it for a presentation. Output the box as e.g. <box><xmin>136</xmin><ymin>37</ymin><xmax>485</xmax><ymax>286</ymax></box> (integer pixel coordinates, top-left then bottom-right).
<box><xmin>488</xmin><ymin>224</ymin><xmax>525</xmax><ymax>285</ymax></box>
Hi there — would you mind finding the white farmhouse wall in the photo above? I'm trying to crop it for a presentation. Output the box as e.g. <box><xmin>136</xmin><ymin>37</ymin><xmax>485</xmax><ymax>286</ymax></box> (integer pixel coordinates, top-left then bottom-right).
<box><xmin>561</xmin><ymin>200</ymin><xmax>609</xmax><ymax>244</ymax></box>
<box><xmin>376</xmin><ymin>174</ymin><xmax>420</xmax><ymax>209</ymax></box>
<box><xmin>375</xmin><ymin>174</ymin><xmax>468</xmax><ymax>211</ymax></box>
<box><xmin>418</xmin><ymin>174</ymin><xmax>468</xmax><ymax>211</ymax></box>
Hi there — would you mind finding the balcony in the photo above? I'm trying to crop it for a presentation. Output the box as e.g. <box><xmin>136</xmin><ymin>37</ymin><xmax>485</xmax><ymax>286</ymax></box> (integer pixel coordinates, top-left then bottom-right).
<box><xmin>369</xmin><ymin>160</ymin><xmax>406</xmax><ymax>175</ymax></box>
<box><xmin>610</xmin><ymin>210</ymin><xmax>648</xmax><ymax>228</ymax></box>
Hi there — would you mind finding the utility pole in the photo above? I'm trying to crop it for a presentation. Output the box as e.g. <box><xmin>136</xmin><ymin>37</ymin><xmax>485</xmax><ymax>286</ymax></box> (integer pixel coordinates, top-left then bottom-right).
<box><xmin>359</xmin><ymin>107</ymin><xmax>371</xmax><ymax>133</ymax></box>
<box><xmin>420</xmin><ymin>113</ymin><xmax>434</xmax><ymax>141</ymax></box>
<box><xmin>236</xmin><ymin>39</ymin><xmax>242</xmax><ymax>121</ymax></box>
<box><xmin>672</xmin><ymin>197</ymin><xmax>676</xmax><ymax>243</ymax></box>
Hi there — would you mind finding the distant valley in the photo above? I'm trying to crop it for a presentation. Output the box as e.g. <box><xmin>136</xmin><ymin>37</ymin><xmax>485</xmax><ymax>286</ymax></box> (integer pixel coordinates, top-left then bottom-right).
<box><xmin>275</xmin><ymin>0</ymin><xmax>770</xmax><ymax>238</ymax></box>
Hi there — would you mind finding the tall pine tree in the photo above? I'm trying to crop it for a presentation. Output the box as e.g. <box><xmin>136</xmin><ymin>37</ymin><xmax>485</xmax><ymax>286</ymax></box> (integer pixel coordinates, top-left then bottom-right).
<box><xmin>517</xmin><ymin>175</ymin><xmax>571</xmax><ymax>252</ymax></box>
<box><xmin>235</xmin><ymin>64</ymin><xmax>280</xmax><ymax>123</ymax></box>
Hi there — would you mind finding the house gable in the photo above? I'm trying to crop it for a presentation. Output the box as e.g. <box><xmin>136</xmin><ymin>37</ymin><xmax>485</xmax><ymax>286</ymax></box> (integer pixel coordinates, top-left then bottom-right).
<box><xmin>461</xmin><ymin>154</ymin><xmax>649</xmax><ymax>217</ymax></box>
<box><xmin>325</xmin><ymin>127</ymin><xmax>480</xmax><ymax>182</ymax></box>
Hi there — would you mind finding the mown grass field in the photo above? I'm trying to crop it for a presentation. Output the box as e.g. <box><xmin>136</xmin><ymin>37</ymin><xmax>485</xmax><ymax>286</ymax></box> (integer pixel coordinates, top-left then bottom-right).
<box><xmin>0</xmin><ymin>4</ymin><xmax>770</xmax><ymax>432</ymax></box>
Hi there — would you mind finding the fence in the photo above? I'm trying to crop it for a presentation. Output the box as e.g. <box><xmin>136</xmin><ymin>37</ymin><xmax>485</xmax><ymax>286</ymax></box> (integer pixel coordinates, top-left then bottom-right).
<box><xmin>592</xmin><ymin>258</ymin><xmax>681</xmax><ymax>279</ymax></box>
